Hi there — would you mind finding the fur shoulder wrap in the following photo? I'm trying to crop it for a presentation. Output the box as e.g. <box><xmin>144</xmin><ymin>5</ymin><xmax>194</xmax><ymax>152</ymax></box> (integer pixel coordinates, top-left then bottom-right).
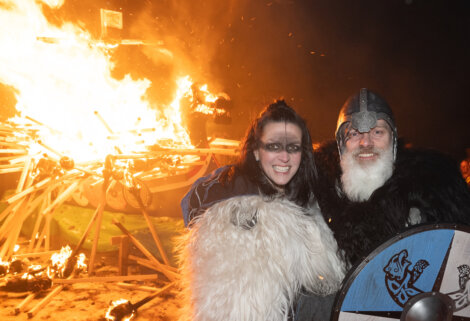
<box><xmin>177</xmin><ymin>195</ymin><xmax>346</xmax><ymax>321</ymax></box>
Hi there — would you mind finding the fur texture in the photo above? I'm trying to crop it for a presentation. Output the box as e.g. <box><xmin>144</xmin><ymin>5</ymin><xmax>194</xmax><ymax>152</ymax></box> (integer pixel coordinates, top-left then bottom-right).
<box><xmin>314</xmin><ymin>140</ymin><xmax>470</xmax><ymax>267</ymax></box>
<box><xmin>177</xmin><ymin>195</ymin><xmax>345</xmax><ymax>321</ymax></box>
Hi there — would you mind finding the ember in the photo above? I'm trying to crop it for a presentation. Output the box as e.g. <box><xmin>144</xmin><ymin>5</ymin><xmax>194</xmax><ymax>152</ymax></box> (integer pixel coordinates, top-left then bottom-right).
<box><xmin>0</xmin><ymin>261</ymin><xmax>8</xmax><ymax>276</ymax></box>
<box><xmin>105</xmin><ymin>299</ymin><xmax>135</xmax><ymax>321</ymax></box>
<box><xmin>48</xmin><ymin>245</ymin><xmax>87</xmax><ymax>279</ymax></box>
<box><xmin>7</xmin><ymin>258</ymin><xmax>30</xmax><ymax>274</ymax></box>
<box><xmin>105</xmin><ymin>282</ymin><xmax>175</xmax><ymax>321</ymax></box>
<box><xmin>2</xmin><ymin>272</ymin><xmax>52</xmax><ymax>293</ymax></box>
<box><xmin>0</xmin><ymin>0</ymin><xmax>238</xmax><ymax>318</ymax></box>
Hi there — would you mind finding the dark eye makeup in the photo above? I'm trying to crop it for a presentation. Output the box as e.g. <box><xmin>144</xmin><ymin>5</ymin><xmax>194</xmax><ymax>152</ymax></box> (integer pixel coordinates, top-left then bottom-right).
<box><xmin>260</xmin><ymin>142</ymin><xmax>301</xmax><ymax>154</ymax></box>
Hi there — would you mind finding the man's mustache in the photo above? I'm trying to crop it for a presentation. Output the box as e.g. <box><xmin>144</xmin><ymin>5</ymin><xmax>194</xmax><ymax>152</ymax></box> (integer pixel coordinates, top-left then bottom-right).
<box><xmin>352</xmin><ymin>147</ymin><xmax>380</xmax><ymax>157</ymax></box>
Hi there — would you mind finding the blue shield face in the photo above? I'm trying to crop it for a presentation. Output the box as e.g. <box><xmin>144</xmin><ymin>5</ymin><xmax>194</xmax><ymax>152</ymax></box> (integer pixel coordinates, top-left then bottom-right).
<box><xmin>333</xmin><ymin>224</ymin><xmax>470</xmax><ymax>320</ymax></box>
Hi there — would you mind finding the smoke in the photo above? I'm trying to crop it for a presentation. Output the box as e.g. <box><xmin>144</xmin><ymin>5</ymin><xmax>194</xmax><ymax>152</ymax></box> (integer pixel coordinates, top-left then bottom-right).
<box><xmin>132</xmin><ymin>1</ymin><xmax>245</xmax><ymax>76</ymax></box>
<box><xmin>107</xmin><ymin>0</ymin><xmax>247</xmax><ymax>107</ymax></box>
<box><xmin>1</xmin><ymin>0</ymin><xmax>467</xmax><ymax>158</ymax></box>
<box><xmin>116</xmin><ymin>0</ymin><xmax>323</xmax><ymax>137</ymax></box>
<box><xmin>137</xmin><ymin>0</ymin><xmax>328</xmax><ymax>138</ymax></box>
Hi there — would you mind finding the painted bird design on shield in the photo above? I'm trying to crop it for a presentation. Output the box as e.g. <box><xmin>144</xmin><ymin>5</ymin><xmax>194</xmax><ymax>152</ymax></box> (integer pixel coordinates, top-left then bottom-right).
<box><xmin>446</xmin><ymin>264</ymin><xmax>470</xmax><ymax>311</ymax></box>
<box><xmin>383</xmin><ymin>249</ymin><xmax>429</xmax><ymax>307</ymax></box>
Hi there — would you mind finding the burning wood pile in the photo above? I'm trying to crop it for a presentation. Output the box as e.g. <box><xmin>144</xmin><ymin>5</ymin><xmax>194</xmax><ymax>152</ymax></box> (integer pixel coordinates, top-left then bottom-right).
<box><xmin>0</xmin><ymin>245</ymin><xmax>86</xmax><ymax>317</ymax></box>
<box><xmin>0</xmin><ymin>242</ymin><xmax>170</xmax><ymax>319</ymax></box>
<box><xmin>0</xmin><ymin>0</ymin><xmax>241</xmax><ymax>319</ymax></box>
<box><xmin>0</xmin><ymin>71</ymin><xmax>238</xmax><ymax>320</ymax></box>
<box><xmin>0</xmin><ymin>110</ymin><xmax>238</xmax><ymax>320</ymax></box>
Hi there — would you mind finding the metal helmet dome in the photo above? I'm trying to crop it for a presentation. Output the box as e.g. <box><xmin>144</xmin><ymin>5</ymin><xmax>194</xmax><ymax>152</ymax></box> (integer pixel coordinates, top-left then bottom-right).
<box><xmin>335</xmin><ymin>88</ymin><xmax>398</xmax><ymax>158</ymax></box>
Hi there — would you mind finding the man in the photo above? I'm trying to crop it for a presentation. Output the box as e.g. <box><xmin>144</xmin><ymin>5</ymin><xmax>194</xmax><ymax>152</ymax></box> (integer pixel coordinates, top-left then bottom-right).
<box><xmin>294</xmin><ymin>88</ymin><xmax>470</xmax><ymax>321</ymax></box>
<box><xmin>315</xmin><ymin>88</ymin><xmax>470</xmax><ymax>266</ymax></box>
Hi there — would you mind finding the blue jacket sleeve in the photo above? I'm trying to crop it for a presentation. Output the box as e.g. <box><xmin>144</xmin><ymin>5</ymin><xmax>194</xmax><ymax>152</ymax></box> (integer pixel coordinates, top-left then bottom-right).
<box><xmin>180</xmin><ymin>165</ymin><xmax>260</xmax><ymax>226</ymax></box>
<box><xmin>181</xmin><ymin>165</ymin><xmax>231</xmax><ymax>226</ymax></box>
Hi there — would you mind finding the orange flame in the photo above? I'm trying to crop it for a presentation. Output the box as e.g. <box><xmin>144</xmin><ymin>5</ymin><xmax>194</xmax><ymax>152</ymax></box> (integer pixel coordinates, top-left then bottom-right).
<box><xmin>76</xmin><ymin>253</ymin><xmax>86</xmax><ymax>271</ymax></box>
<box><xmin>0</xmin><ymin>0</ymin><xmax>226</xmax><ymax>166</ymax></box>
<box><xmin>48</xmin><ymin>245</ymin><xmax>71</xmax><ymax>278</ymax></box>
<box><xmin>0</xmin><ymin>259</ymin><xmax>10</xmax><ymax>274</ymax></box>
<box><xmin>47</xmin><ymin>245</ymin><xmax>86</xmax><ymax>278</ymax></box>
<box><xmin>105</xmin><ymin>299</ymin><xmax>135</xmax><ymax>321</ymax></box>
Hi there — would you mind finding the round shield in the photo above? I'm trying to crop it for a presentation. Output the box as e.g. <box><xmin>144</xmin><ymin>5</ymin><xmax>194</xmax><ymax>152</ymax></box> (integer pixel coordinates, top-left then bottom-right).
<box><xmin>121</xmin><ymin>179</ymin><xmax>152</xmax><ymax>209</ymax></box>
<box><xmin>105</xmin><ymin>180</ymin><xmax>128</xmax><ymax>211</ymax></box>
<box><xmin>332</xmin><ymin>224</ymin><xmax>470</xmax><ymax>321</ymax></box>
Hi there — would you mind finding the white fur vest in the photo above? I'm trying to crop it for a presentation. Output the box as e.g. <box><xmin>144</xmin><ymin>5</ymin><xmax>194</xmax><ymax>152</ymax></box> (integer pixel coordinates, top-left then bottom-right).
<box><xmin>177</xmin><ymin>195</ymin><xmax>346</xmax><ymax>321</ymax></box>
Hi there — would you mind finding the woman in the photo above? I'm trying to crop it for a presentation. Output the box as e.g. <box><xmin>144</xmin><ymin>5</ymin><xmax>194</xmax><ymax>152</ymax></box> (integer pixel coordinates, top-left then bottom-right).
<box><xmin>178</xmin><ymin>100</ymin><xmax>345</xmax><ymax>321</ymax></box>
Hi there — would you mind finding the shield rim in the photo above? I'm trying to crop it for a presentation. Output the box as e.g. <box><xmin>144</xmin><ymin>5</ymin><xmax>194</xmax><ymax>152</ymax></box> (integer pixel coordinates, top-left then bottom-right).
<box><xmin>331</xmin><ymin>223</ymin><xmax>470</xmax><ymax>320</ymax></box>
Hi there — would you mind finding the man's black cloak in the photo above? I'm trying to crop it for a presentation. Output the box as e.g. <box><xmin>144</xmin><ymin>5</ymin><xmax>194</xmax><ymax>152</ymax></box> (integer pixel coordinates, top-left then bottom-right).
<box><xmin>313</xmin><ymin>140</ymin><xmax>470</xmax><ymax>267</ymax></box>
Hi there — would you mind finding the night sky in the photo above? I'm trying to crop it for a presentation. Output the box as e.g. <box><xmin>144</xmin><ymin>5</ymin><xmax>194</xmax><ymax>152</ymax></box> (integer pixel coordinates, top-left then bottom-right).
<box><xmin>2</xmin><ymin>0</ymin><xmax>469</xmax><ymax>160</ymax></box>
<box><xmin>119</xmin><ymin>0</ymin><xmax>470</xmax><ymax>160</ymax></box>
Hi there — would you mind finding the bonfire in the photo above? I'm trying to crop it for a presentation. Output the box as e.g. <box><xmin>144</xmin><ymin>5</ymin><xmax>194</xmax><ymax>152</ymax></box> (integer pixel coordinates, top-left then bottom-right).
<box><xmin>0</xmin><ymin>0</ymin><xmax>239</xmax><ymax>318</ymax></box>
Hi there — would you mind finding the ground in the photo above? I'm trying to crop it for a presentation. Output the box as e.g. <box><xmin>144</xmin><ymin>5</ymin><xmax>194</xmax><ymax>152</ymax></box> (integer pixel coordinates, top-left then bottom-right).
<box><xmin>0</xmin><ymin>189</ymin><xmax>187</xmax><ymax>321</ymax></box>
<box><xmin>0</xmin><ymin>250</ymin><xmax>182</xmax><ymax>321</ymax></box>
<box><xmin>0</xmin><ymin>204</ymin><xmax>186</xmax><ymax>321</ymax></box>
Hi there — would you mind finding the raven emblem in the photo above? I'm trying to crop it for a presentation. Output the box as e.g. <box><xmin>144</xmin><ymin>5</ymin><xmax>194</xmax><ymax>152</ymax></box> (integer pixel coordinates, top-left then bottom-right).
<box><xmin>446</xmin><ymin>264</ymin><xmax>470</xmax><ymax>311</ymax></box>
<box><xmin>383</xmin><ymin>249</ymin><xmax>429</xmax><ymax>306</ymax></box>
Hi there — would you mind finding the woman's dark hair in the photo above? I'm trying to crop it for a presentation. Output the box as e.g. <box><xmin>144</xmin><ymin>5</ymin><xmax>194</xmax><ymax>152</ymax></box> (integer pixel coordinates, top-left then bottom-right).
<box><xmin>234</xmin><ymin>99</ymin><xmax>318</xmax><ymax>207</ymax></box>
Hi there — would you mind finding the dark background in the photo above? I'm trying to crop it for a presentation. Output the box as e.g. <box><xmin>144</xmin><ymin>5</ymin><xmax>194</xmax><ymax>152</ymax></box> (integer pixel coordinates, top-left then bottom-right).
<box><xmin>2</xmin><ymin>0</ymin><xmax>469</xmax><ymax>160</ymax></box>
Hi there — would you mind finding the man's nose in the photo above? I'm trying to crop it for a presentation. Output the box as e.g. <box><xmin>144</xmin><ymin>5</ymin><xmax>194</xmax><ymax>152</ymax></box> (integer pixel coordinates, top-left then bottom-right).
<box><xmin>359</xmin><ymin>132</ymin><xmax>372</xmax><ymax>147</ymax></box>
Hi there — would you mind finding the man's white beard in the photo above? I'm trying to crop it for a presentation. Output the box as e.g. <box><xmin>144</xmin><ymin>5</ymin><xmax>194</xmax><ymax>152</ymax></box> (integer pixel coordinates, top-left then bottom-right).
<box><xmin>340</xmin><ymin>146</ymin><xmax>394</xmax><ymax>202</ymax></box>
